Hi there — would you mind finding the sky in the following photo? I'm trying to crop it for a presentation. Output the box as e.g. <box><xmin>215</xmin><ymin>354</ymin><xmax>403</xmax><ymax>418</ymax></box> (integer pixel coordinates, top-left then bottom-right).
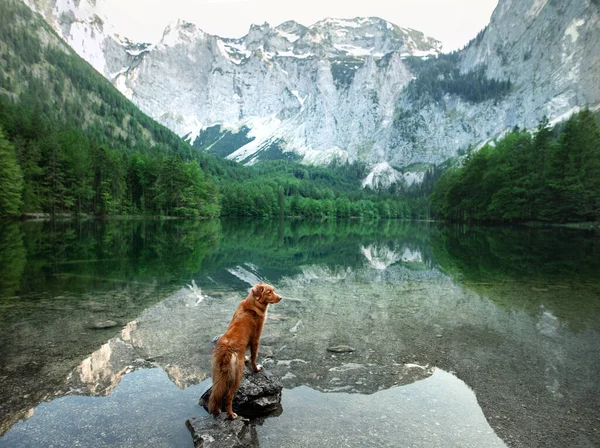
<box><xmin>98</xmin><ymin>0</ymin><xmax>498</xmax><ymax>52</ymax></box>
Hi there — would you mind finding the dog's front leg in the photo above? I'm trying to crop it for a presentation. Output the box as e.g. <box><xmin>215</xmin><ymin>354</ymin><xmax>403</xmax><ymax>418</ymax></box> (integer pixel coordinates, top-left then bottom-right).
<box><xmin>249</xmin><ymin>337</ymin><xmax>262</xmax><ymax>372</ymax></box>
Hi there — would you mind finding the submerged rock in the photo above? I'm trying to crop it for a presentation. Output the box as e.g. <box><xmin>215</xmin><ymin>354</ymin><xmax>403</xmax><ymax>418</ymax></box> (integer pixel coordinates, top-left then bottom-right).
<box><xmin>87</xmin><ymin>320</ymin><xmax>118</xmax><ymax>329</ymax></box>
<box><xmin>199</xmin><ymin>365</ymin><xmax>283</xmax><ymax>417</ymax></box>
<box><xmin>326</xmin><ymin>345</ymin><xmax>355</xmax><ymax>353</ymax></box>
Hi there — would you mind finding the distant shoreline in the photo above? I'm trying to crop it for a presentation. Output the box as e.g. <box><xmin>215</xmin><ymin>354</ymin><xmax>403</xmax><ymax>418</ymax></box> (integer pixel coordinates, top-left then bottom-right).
<box><xmin>6</xmin><ymin>214</ymin><xmax>599</xmax><ymax>230</ymax></box>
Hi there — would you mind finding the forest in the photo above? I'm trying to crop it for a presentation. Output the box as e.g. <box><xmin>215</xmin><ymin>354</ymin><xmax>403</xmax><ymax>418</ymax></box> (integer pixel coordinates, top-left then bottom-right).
<box><xmin>430</xmin><ymin>110</ymin><xmax>600</xmax><ymax>223</ymax></box>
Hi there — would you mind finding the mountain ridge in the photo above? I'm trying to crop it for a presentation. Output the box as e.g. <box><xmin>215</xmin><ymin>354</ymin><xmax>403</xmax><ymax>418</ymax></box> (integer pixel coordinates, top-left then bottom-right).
<box><xmin>23</xmin><ymin>0</ymin><xmax>600</xmax><ymax>189</ymax></box>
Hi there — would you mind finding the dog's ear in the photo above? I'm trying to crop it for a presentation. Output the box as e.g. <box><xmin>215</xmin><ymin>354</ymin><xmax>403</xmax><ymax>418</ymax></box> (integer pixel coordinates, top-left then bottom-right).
<box><xmin>252</xmin><ymin>283</ymin><xmax>264</xmax><ymax>299</ymax></box>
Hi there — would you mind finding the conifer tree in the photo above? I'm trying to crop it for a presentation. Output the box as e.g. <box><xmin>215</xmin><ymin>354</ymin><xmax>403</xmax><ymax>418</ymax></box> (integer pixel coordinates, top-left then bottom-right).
<box><xmin>0</xmin><ymin>126</ymin><xmax>23</xmax><ymax>217</ymax></box>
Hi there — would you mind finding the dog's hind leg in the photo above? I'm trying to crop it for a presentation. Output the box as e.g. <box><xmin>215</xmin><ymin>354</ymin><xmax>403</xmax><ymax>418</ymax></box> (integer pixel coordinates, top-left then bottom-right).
<box><xmin>224</xmin><ymin>354</ymin><xmax>245</xmax><ymax>420</ymax></box>
<box><xmin>208</xmin><ymin>347</ymin><xmax>232</xmax><ymax>415</ymax></box>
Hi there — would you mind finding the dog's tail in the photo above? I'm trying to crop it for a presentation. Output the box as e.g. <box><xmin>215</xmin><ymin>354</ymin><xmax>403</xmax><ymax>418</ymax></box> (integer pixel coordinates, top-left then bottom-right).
<box><xmin>208</xmin><ymin>347</ymin><xmax>238</xmax><ymax>415</ymax></box>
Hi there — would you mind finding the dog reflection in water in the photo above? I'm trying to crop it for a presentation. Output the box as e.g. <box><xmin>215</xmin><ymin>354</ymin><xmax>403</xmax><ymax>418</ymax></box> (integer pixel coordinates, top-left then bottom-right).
<box><xmin>208</xmin><ymin>282</ymin><xmax>282</xmax><ymax>419</ymax></box>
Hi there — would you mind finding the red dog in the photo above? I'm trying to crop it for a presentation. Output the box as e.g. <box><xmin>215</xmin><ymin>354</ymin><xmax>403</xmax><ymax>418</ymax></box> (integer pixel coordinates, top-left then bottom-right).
<box><xmin>208</xmin><ymin>282</ymin><xmax>282</xmax><ymax>419</ymax></box>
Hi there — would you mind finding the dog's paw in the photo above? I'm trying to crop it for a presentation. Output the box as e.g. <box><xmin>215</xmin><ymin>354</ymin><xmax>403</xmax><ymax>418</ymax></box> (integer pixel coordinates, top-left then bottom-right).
<box><xmin>227</xmin><ymin>412</ymin><xmax>238</xmax><ymax>420</ymax></box>
<box><xmin>244</xmin><ymin>355</ymin><xmax>250</xmax><ymax>362</ymax></box>
<box><xmin>253</xmin><ymin>364</ymin><xmax>263</xmax><ymax>372</ymax></box>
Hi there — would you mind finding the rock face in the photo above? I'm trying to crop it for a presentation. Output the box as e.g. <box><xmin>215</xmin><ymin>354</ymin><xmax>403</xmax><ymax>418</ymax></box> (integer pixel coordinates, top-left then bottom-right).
<box><xmin>381</xmin><ymin>0</ymin><xmax>600</xmax><ymax>170</ymax></box>
<box><xmin>199</xmin><ymin>365</ymin><xmax>283</xmax><ymax>417</ymax></box>
<box><xmin>24</xmin><ymin>0</ymin><xmax>600</xmax><ymax>187</ymax></box>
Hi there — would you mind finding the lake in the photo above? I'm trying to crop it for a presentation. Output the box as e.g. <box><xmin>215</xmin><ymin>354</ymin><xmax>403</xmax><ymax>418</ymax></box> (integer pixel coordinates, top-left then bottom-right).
<box><xmin>0</xmin><ymin>219</ymin><xmax>599</xmax><ymax>447</ymax></box>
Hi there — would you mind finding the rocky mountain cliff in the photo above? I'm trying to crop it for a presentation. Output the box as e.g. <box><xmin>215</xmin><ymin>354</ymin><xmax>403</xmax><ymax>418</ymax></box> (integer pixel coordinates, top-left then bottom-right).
<box><xmin>24</xmin><ymin>0</ymin><xmax>600</xmax><ymax>188</ymax></box>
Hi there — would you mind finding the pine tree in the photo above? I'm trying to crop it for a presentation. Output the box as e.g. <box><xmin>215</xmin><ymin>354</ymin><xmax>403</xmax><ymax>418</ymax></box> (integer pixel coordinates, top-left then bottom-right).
<box><xmin>0</xmin><ymin>126</ymin><xmax>23</xmax><ymax>217</ymax></box>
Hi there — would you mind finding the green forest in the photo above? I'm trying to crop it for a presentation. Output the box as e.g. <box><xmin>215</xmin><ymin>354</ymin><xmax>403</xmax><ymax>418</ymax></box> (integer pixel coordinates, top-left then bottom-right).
<box><xmin>404</xmin><ymin>52</ymin><xmax>512</xmax><ymax>104</ymax></box>
<box><xmin>431</xmin><ymin>110</ymin><xmax>600</xmax><ymax>223</ymax></box>
<box><xmin>0</xmin><ymin>0</ymin><xmax>425</xmax><ymax>220</ymax></box>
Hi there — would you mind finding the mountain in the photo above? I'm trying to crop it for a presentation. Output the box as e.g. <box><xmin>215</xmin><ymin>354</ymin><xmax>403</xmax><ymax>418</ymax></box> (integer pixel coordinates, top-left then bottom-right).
<box><xmin>1</xmin><ymin>0</ymin><xmax>428</xmax><ymax>220</ymax></box>
<box><xmin>0</xmin><ymin>0</ymin><xmax>223</xmax><ymax>217</ymax></box>
<box><xmin>386</xmin><ymin>0</ymin><xmax>600</xmax><ymax>172</ymax></box>
<box><xmin>24</xmin><ymin>0</ymin><xmax>600</xmax><ymax>188</ymax></box>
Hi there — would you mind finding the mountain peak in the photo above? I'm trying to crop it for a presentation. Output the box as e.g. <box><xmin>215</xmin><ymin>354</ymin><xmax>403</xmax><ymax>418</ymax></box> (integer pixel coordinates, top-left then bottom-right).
<box><xmin>161</xmin><ymin>19</ymin><xmax>207</xmax><ymax>46</ymax></box>
<box><xmin>312</xmin><ymin>17</ymin><xmax>386</xmax><ymax>28</ymax></box>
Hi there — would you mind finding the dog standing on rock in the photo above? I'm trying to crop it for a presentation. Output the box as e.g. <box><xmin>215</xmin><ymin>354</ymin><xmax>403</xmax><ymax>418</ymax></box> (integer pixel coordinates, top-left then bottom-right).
<box><xmin>208</xmin><ymin>282</ymin><xmax>282</xmax><ymax>419</ymax></box>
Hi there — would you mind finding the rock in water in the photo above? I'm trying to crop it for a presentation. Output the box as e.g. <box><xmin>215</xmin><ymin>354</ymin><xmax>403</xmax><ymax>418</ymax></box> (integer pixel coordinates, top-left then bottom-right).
<box><xmin>199</xmin><ymin>365</ymin><xmax>283</xmax><ymax>417</ymax></box>
<box><xmin>87</xmin><ymin>320</ymin><xmax>118</xmax><ymax>329</ymax></box>
<box><xmin>186</xmin><ymin>414</ymin><xmax>258</xmax><ymax>448</ymax></box>
<box><xmin>326</xmin><ymin>345</ymin><xmax>355</xmax><ymax>353</ymax></box>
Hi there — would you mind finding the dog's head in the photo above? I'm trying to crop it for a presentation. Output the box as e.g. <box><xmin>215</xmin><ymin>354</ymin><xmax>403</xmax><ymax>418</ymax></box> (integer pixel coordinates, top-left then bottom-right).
<box><xmin>252</xmin><ymin>282</ymin><xmax>282</xmax><ymax>304</ymax></box>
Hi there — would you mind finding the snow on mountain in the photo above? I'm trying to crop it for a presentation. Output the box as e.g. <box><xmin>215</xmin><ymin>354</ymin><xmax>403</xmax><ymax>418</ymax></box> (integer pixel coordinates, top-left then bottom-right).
<box><xmin>24</xmin><ymin>0</ymin><xmax>600</xmax><ymax>190</ymax></box>
<box><xmin>23</xmin><ymin>0</ymin><xmax>144</xmax><ymax>80</ymax></box>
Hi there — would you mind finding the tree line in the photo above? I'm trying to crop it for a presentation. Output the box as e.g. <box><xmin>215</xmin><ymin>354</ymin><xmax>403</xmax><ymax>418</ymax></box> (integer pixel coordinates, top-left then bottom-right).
<box><xmin>404</xmin><ymin>53</ymin><xmax>512</xmax><ymax>104</ymax></box>
<box><xmin>430</xmin><ymin>110</ymin><xmax>600</xmax><ymax>223</ymax></box>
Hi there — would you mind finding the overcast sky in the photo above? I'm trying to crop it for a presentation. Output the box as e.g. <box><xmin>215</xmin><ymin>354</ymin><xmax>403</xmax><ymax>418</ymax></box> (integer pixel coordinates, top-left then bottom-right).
<box><xmin>98</xmin><ymin>0</ymin><xmax>498</xmax><ymax>52</ymax></box>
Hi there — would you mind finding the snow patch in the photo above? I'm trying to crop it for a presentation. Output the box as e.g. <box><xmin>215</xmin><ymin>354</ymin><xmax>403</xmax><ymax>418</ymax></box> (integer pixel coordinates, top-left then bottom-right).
<box><xmin>183</xmin><ymin>119</ymin><xmax>206</xmax><ymax>145</ymax></box>
<box><xmin>277</xmin><ymin>30</ymin><xmax>300</xmax><ymax>43</ymax></box>
<box><xmin>333</xmin><ymin>44</ymin><xmax>374</xmax><ymax>57</ymax></box>
<box><xmin>318</xmin><ymin>18</ymin><xmax>361</xmax><ymax>29</ymax></box>
<box><xmin>113</xmin><ymin>74</ymin><xmax>133</xmax><ymax>100</ymax></box>
<box><xmin>277</xmin><ymin>51</ymin><xmax>314</xmax><ymax>59</ymax></box>
<box><xmin>412</xmin><ymin>48</ymin><xmax>439</xmax><ymax>58</ymax></box>
<box><xmin>125</xmin><ymin>44</ymin><xmax>154</xmax><ymax>57</ymax></box>
<box><xmin>291</xmin><ymin>90</ymin><xmax>307</xmax><ymax>108</ymax></box>
<box><xmin>564</xmin><ymin>18</ymin><xmax>585</xmax><ymax>43</ymax></box>
<box><xmin>216</xmin><ymin>39</ymin><xmax>229</xmax><ymax>59</ymax></box>
<box><xmin>227</xmin><ymin>116</ymin><xmax>283</xmax><ymax>162</ymax></box>
<box><xmin>225</xmin><ymin>41</ymin><xmax>251</xmax><ymax>57</ymax></box>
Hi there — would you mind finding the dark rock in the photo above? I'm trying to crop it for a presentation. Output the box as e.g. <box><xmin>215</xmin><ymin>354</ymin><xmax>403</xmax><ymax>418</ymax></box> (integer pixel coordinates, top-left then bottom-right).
<box><xmin>199</xmin><ymin>365</ymin><xmax>283</xmax><ymax>417</ymax></box>
<box><xmin>186</xmin><ymin>414</ymin><xmax>259</xmax><ymax>448</ymax></box>
<box><xmin>326</xmin><ymin>345</ymin><xmax>355</xmax><ymax>353</ymax></box>
<box><xmin>87</xmin><ymin>320</ymin><xmax>118</xmax><ymax>329</ymax></box>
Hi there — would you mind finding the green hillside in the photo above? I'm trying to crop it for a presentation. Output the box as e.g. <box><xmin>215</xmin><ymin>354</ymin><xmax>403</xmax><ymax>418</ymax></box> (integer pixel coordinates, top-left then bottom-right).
<box><xmin>0</xmin><ymin>0</ymin><xmax>225</xmax><ymax>217</ymax></box>
<box><xmin>430</xmin><ymin>112</ymin><xmax>600</xmax><ymax>223</ymax></box>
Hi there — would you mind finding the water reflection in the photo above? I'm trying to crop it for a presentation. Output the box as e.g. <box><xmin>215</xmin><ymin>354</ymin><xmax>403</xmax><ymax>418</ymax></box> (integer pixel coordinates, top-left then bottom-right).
<box><xmin>0</xmin><ymin>219</ymin><xmax>599</xmax><ymax>447</ymax></box>
<box><xmin>0</xmin><ymin>367</ymin><xmax>505</xmax><ymax>448</ymax></box>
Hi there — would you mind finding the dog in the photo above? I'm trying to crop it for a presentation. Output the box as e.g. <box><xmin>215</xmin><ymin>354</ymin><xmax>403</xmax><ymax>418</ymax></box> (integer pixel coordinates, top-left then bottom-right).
<box><xmin>208</xmin><ymin>282</ymin><xmax>282</xmax><ymax>419</ymax></box>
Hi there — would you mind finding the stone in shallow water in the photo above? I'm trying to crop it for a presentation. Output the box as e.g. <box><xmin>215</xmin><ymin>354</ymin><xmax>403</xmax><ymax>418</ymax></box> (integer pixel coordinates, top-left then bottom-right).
<box><xmin>326</xmin><ymin>345</ymin><xmax>355</xmax><ymax>353</ymax></box>
<box><xmin>199</xmin><ymin>365</ymin><xmax>283</xmax><ymax>417</ymax></box>
<box><xmin>186</xmin><ymin>414</ymin><xmax>258</xmax><ymax>448</ymax></box>
<box><xmin>87</xmin><ymin>320</ymin><xmax>118</xmax><ymax>329</ymax></box>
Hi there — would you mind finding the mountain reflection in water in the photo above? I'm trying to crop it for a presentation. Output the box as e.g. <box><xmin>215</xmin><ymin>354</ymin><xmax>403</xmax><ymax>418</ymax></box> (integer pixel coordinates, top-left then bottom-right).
<box><xmin>0</xmin><ymin>219</ymin><xmax>598</xmax><ymax>447</ymax></box>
